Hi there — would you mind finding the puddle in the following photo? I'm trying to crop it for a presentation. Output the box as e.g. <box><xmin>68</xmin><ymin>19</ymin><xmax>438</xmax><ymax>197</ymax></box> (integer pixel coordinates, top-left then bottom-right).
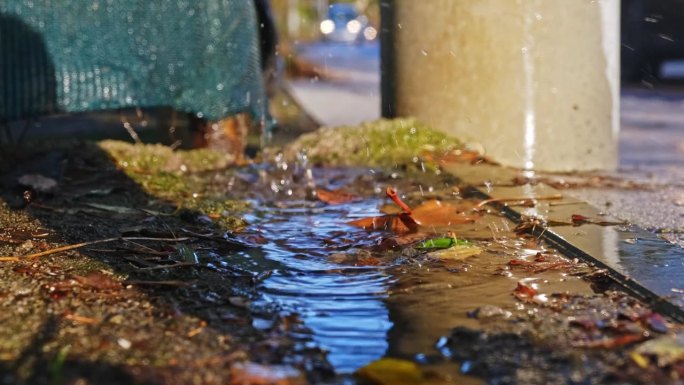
<box><xmin>214</xmin><ymin>165</ymin><xmax>597</xmax><ymax>379</ymax></box>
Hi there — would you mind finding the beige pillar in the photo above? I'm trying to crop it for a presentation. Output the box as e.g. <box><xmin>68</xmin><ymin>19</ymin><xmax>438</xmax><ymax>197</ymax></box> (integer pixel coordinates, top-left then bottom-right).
<box><xmin>382</xmin><ymin>0</ymin><xmax>620</xmax><ymax>171</ymax></box>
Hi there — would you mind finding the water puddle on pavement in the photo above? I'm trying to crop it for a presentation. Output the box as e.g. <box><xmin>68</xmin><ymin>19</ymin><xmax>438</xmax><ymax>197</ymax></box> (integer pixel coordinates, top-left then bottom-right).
<box><xmin>215</xmin><ymin>164</ymin><xmax>597</xmax><ymax>381</ymax></box>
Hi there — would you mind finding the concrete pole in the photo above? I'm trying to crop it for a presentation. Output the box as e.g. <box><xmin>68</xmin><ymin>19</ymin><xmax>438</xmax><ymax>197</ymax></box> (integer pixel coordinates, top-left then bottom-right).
<box><xmin>381</xmin><ymin>0</ymin><xmax>620</xmax><ymax>172</ymax></box>
<box><xmin>287</xmin><ymin>0</ymin><xmax>300</xmax><ymax>39</ymax></box>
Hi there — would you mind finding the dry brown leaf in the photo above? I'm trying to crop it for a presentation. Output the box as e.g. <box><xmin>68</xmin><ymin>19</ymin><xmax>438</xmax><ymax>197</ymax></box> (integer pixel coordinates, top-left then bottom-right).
<box><xmin>411</xmin><ymin>200</ymin><xmax>479</xmax><ymax>226</ymax></box>
<box><xmin>73</xmin><ymin>271</ymin><xmax>122</xmax><ymax>291</ymax></box>
<box><xmin>315</xmin><ymin>188</ymin><xmax>361</xmax><ymax>205</ymax></box>
<box><xmin>348</xmin><ymin>213</ymin><xmax>418</xmax><ymax>233</ymax></box>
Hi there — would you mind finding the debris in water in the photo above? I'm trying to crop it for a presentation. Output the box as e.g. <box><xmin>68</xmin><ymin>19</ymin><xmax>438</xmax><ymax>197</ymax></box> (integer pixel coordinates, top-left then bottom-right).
<box><xmin>315</xmin><ymin>188</ymin><xmax>361</xmax><ymax>205</ymax></box>
<box><xmin>355</xmin><ymin>357</ymin><xmax>423</xmax><ymax>385</ymax></box>
<box><xmin>633</xmin><ymin>333</ymin><xmax>684</xmax><ymax>366</ymax></box>
<box><xmin>229</xmin><ymin>362</ymin><xmax>307</xmax><ymax>385</ymax></box>
<box><xmin>17</xmin><ymin>173</ymin><xmax>58</xmax><ymax>193</ymax></box>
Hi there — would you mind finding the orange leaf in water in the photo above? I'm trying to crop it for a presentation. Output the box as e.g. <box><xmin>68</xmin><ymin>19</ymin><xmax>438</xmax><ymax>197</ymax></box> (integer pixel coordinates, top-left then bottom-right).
<box><xmin>348</xmin><ymin>213</ymin><xmax>419</xmax><ymax>233</ymax></box>
<box><xmin>357</xmin><ymin>256</ymin><xmax>382</xmax><ymax>266</ymax></box>
<box><xmin>315</xmin><ymin>188</ymin><xmax>361</xmax><ymax>205</ymax></box>
<box><xmin>513</xmin><ymin>282</ymin><xmax>537</xmax><ymax>300</ymax></box>
<box><xmin>411</xmin><ymin>200</ymin><xmax>479</xmax><ymax>226</ymax></box>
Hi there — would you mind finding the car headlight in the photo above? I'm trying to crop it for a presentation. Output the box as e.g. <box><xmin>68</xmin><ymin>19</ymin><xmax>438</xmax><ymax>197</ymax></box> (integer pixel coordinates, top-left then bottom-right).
<box><xmin>346</xmin><ymin>19</ymin><xmax>362</xmax><ymax>34</ymax></box>
<box><xmin>363</xmin><ymin>26</ymin><xmax>377</xmax><ymax>40</ymax></box>
<box><xmin>320</xmin><ymin>19</ymin><xmax>335</xmax><ymax>34</ymax></box>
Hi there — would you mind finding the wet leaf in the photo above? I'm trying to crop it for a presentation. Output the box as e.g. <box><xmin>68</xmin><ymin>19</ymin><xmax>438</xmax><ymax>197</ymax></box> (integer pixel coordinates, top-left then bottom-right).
<box><xmin>411</xmin><ymin>200</ymin><xmax>478</xmax><ymax>227</ymax></box>
<box><xmin>629</xmin><ymin>351</ymin><xmax>650</xmax><ymax>368</ymax></box>
<box><xmin>416</xmin><ymin>237</ymin><xmax>459</xmax><ymax>249</ymax></box>
<box><xmin>73</xmin><ymin>271</ymin><xmax>122</xmax><ymax>291</ymax></box>
<box><xmin>355</xmin><ymin>358</ymin><xmax>423</xmax><ymax>385</ymax></box>
<box><xmin>229</xmin><ymin>362</ymin><xmax>307</xmax><ymax>385</ymax></box>
<box><xmin>315</xmin><ymin>188</ymin><xmax>361</xmax><ymax>205</ymax></box>
<box><xmin>513</xmin><ymin>282</ymin><xmax>537</xmax><ymax>300</ymax></box>
<box><xmin>571</xmin><ymin>214</ymin><xmax>627</xmax><ymax>227</ymax></box>
<box><xmin>348</xmin><ymin>213</ymin><xmax>418</xmax><ymax>233</ymax></box>
<box><xmin>357</xmin><ymin>256</ymin><xmax>382</xmax><ymax>266</ymax></box>
<box><xmin>634</xmin><ymin>334</ymin><xmax>684</xmax><ymax>366</ymax></box>
<box><xmin>428</xmin><ymin>245</ymin><xmax>482</xmax><ymax>261</ymax></box>
<box><xmin>571</xmin><ymin>214</ymin><xmax>591</xmax><ymax>225</ymax></box>
<box><xmin>573</xmin><ymin>334</ymin><xmax>644</xmax><ymax>349</ymax></box>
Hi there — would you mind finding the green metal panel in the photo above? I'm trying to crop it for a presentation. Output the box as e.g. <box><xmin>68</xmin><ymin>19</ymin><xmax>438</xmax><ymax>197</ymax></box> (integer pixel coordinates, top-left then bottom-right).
<box><xmin>0</xmin><ymin>1</ymin><xmax>266</xmax><ymax>123</ymax></box>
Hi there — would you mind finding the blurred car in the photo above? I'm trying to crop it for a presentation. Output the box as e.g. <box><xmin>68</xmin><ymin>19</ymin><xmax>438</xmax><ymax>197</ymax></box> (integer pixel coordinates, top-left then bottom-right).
<box><xmin>622</xmin><ymin>0</ymin><xmax>684</xmax><ymax>81</ymax></box>
<box><xmin>319</xmin><ymin>3</ymin><xmax>377</xmax><ymax>43</ymax></box>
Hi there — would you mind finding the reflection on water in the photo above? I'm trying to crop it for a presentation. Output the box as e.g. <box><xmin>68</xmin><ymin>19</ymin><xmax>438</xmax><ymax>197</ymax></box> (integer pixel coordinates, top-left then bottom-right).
<box><xmin>241</xmin><ymin>200</ymin><xmax>394</xmax><ymax>373</ymax></box>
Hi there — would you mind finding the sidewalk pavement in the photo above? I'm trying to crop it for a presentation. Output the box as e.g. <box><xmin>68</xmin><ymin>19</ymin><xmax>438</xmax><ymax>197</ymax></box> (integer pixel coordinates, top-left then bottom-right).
<box><xmin>285</xmin><ymin>43</ymin><xmax>684</xmax><ymax>310</ymax></box>
<box><xmin>285</xmin><ymin>44</ymin><xmax>684</xmax><ymax>235</ymax></box>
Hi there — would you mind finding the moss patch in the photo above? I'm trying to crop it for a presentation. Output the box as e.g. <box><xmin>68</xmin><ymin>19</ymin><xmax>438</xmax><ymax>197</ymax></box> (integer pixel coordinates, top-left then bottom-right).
<box><xmin>99</xmin><ymin>140</ymin><xmax>232</xmax><ymax>174</ymax></box>
<box><xmin>279</xmin><ymin>118</ymin><xmax>461</xmax><ymax>169</ymax></box>
<box><xmin>97</xmin><ymin>140</ymin><xmax>248</xmax><ymax>230</ymax></box>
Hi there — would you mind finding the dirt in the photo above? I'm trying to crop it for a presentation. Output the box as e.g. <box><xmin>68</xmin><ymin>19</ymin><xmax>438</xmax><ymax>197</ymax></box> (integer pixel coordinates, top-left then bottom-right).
<box><xmin>0</xmin><ymin>141</ymin><xmax>331</xmax><ymax>385</ymax></box>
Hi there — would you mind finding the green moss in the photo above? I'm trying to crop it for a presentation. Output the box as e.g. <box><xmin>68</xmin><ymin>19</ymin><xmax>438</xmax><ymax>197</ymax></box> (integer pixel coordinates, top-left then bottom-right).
<box><xmin>183</xmin><ymin>198</ymin><xmax>251</xmax><ymax>230</ymax></box>
<box><xmin>98</xmin><ymin>140</ymin><xmax>232</xmax><ymax>174</ymax></box>
<box><xmin>281</xmin><ymin>118</ymin><xmax>461</xmax><ymax>169</ymax></box>
<box><xmin>128</xmin><ymin>172</ymin><xmax>191</xmax><ymax>200</ymax></box>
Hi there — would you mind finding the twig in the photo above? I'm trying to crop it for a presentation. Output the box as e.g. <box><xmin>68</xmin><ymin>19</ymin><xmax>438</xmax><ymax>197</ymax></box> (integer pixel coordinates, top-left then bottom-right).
<box><xmin>0</xmin><ymin>236</ymin><xmax>190</xmax><ymax>261</ymax></box>
<box><xmin>475</xmin><ymin>194</ymin><xmax>563</xmax><ymax>209</ymax></box>
<box><xmin>63</xmin><ymin>313</ymin><xmax>100</xmax><ymax>325</ymax></box>
<box><xmin>125</xmin><ymin>280</ymin><xmax>192</xmax><ymax>287</ymax></box>
<box><xmin>135</xmin><ymin>262</ymin><xmax>198</xmax><ymax>271</ymax></box>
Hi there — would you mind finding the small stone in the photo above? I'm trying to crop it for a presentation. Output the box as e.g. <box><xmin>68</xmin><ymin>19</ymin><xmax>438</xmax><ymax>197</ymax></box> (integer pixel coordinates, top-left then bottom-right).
<box><xmin>117</xmin><ymin>338</ymin><xmax>132</xmax><ymax>349</ymax></box>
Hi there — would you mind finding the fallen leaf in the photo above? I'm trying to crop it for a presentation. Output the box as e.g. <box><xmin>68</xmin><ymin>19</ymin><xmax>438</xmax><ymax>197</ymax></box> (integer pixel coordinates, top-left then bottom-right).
<box><xmin>355</xmin><ymin>358</ymin><xmax>423</xmax><ymax>385</ymax></box>
<box><xmin>229</xmin><ymin>362</ymin><xmax>307</xmax><ymax>385</ymax></box>
<box><xmin>571</xmin><ymin>214</ymin><xmax>626</xmax><ymax>227</ymax></box>
<box><xmin>315</xmin><ymin>188</ymin><xmax>361</xmax><ymax>205</ymax></box>
<box><xmin>357</xmin><ymin>256</ymin><xmax>382</xmax><ymax>266</ymax></box>
<box><xmin>630</xmin><ymin>351</ymin><xmax>650</xmax><ymax>369</ymax></box>
<box><xmin>73</xmin><ymin>271</ymin><xmax>122</xmax><ymax>291</ymax></box>
<box><xmin>411</xmin><ymin>200</ymin><xmax>479</xmax><ymax>227</ymax></box>
<box><xmin>634</xmin><ymin>334</ymin><xmax>684</xmax><ymax>366</ymax></box>
<box><xmin>415</xmin><ymin>237</ymin><xmax>459</xmax><ymax>249</ymax></box>
<box><xmin>428</xmin><ymin>245</ymin><xmax>482</xmax><ymax>261</ymax></box>
<box><xmin>348</xmin><ymin>213</ymin><xmax>418</xmax><ymax>233</ymax></box>
<box><xmin>571</xmin><ymin>214</ymin><xmax>591</xmax><ymax>225</ymax></box>
<box><xmin>513</xmin><ymin>282</ymin><xmax>537</xmax><ymax>300</ymax></box>
<box><xmin>573</xmin><ymin>334</ymin><xmax>644</xmax><ymax>349</ymax></box>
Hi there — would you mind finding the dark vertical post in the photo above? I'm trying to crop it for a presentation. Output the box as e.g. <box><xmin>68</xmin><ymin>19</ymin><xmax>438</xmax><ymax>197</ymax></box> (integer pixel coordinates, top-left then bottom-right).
<box><xmin>379</xmin><ymin>0</ymin><xmax>396</xmax><ymax>118</ymax></box>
